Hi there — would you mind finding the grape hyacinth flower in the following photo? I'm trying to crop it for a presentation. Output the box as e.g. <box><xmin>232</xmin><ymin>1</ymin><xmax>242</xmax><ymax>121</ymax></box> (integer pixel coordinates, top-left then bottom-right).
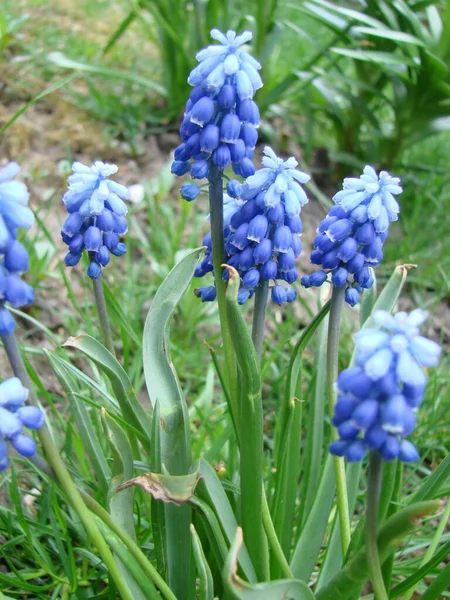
<box><xmin>195</xmin><ymin>147</ymin><xmax>309</xmax><ymax>305</ymax></box>
<box><xmin>61</xmin><ymin>162</ymin><xmax>129</xmax><ymax>279</ymax></box>
<box><xmin>329</xmin><ymin>309</ymin><xmax>441</xmax><ymax>462</ymax></box>
<box><xmin>0</xmin><ymin>162</ymin><xmax>35</xmax><ymax>334</ymax></box>
<box><xmin>301</xmin><ymin>166</ymin><xmax>402</xmax><ymax>306</ymax></box>
<box><xmin>171</xmin><ymin>28</ymin><xmax>263</xmax><ymax>197</ymax></box>
<box><xmin>0</xmin><ymin>377</ymin><xmax>44</xmax><ymax>471</ymax></box>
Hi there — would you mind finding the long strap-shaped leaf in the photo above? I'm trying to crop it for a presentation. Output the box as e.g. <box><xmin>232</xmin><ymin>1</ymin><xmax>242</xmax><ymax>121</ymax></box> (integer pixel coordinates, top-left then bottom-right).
<box><xmin>142</xmin><ymin>247</ymin><xmax>203</xmax><ymax>600</ymax></box>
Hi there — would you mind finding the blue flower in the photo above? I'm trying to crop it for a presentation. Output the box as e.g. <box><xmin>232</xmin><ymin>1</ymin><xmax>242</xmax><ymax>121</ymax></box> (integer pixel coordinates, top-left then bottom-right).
<box><xmin>172</xmin><ymin>29</ymin><xmax>263</xmax><ymax>188</ymax></box>
<box><xmin>194</xmin><ymin>147</ymin><xmax>309</xmax><ymax>305</ymax></box>
<box><xmin>0</xmin><ymin>162</ymin><xmax>34</xmax><ymax>335</ymax></box>
<box><xmin>329</xmin><ymin>309</ymin><xmax>441</xmax><ymax>463</ymax></box>
<box><xmin>0</xmin><ymin>377</ymin><xmax>44</xmax><ymax>471</ymax></box>
<box><xmin>301</xmin><ymin>166</ymin><xmax>402</xmax><ymax>305</ymax></box>
<box><xmin>61</xmin><ymin>162</ymin><xmax>129</xmax><ymax>278</ymax></box>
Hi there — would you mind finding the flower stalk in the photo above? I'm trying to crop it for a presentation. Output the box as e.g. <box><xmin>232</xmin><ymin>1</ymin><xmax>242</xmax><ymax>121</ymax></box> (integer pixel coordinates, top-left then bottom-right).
<box><xmin>251</xmin><ymin>280</ymin><xmax>269</xmax><ymax>361</ymax></box>
<box><xmin>92</xmin><ymin>275</ymin><xmax>115</xmax><ymax>356</ymax></box>
<box><xmin>326</xmin><ymin>286</ymin><xmax>351</xmax><ymax>556</ymax></box>
<box><xmin>366</xmin><ymin>451</ymin><xmax>388</xmax><ymax>600</ymax></box>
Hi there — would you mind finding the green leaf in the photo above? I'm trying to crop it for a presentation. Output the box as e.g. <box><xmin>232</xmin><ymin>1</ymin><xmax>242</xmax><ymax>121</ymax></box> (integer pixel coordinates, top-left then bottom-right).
<box><xmin>315</xmin><ymin>501</ymin><xmax>440</xmax><ymax>600</ymax></box>
<box><xmin>102</xmin><ymin>10</ymin><xmax>137</xmax><ymax>55</ymax></box>
<box><xmin>103</xmin><ymin>284</ymin><xmax>141</xmax><ymax>347</ymax></box>
<box><xmin>225</xmin><ymin>266</ymin><xmax>268</xmax><ymax>581</ymax></box>
<box><xmin>116</xmin><ymin>472</ymin><xmax>200</xmax><ymax>505</ymax></box>
<box><xmin>194</xmin><ymin>459</ymin><xmax>257</xmax><ymax>583</ymax></box>
<box><xmin>408</xmin><ymin>452</ymin><xmax>450</xmax><ymax>502</ymax></box>
<box><xmin>63</xmin><ymin>334</ymin><xmax>152</xmax><ymax>445</ymax></box>
<box><xmin>48</xmin><ymin>51</ymin><xmax>167</xmax><ymax>96</ymax></box>
<box><xmin>142</xmin><ymin>247</ymin><xmax>203</xmax><ymax>600</ymax></box>
<box><xmin>45</xmin><ymin>351</ymin><xmax>110</xmax><ymax>494</ymax></box>
<box><xmin>330</xmin><ymin>47</ymin><xmax>416</xmax><ymax>67</ymax></box>
<box><xmin>191</xmin><ymin>524</ymin><xmax>214</xmax><ymax>600</ymax></box>
<box><xmin>419</xmin><ymin>560</ymin><xmax>450</xmax><ymax>600</ymax></box>
<box><xmin>351</xmin><ymin>26</ymin><xmax>426</xmax><ymax>47</ymax></box>
<box><xmin>223</xmin><ymin>528</ymin><xmax>315</xmax><ymax>599</ymax></box>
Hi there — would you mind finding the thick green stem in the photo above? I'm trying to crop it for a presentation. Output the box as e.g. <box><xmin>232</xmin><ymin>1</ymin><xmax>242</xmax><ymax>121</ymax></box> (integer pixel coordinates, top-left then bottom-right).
<box><xmin>366</xmin><ymin>451</ymin><xmax>388</xmax><ymax>600</ymax></box>
<box><xmin>92</xmin><ymin>275</ymin><xmax>115</xmax><ymax>356</ymax></box>
<box><xmin>208</xmin><ymin>165</ymin><xmax>239</xmax><ymax>432</ymax></box>
<box><xmin>1</xmin><ymin>332</ymin><xmax>133</xmax><ymax>600</ymax></box>
<box><xmin>251</xmin><ymin>280</ymin><xmax>269</xmax><ymax>361</ymax></box>
<box><xmin>326</xmin><ymin>286</ymin><xmax>351</xmax><ymax>556</ymax></box>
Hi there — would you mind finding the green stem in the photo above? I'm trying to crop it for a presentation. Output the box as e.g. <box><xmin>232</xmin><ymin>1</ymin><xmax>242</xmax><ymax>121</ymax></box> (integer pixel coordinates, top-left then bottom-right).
<box><xmin>208</xmin><ymin>165</ymin><xmax>239</xmax><ymax>433</ymax></box>
<box><xmin>1</xmin><ymin>332</ymin><xmax>133</xmax><ymax>600</ymax></box>
<box><xmin>366</xmin><ymin>451</ymin><xmax>388</xmax><ymax>600</ymax></box>
<box><xmin>92</xmin><ymin>275</ymin><xmax>115</xmax><ymax>356</ymax></box>
<box><xmin>262</xmin><ymin>490</ymin><xmax>293</xmax><ymax>580</ymax></box>
<box><xmin>251</xmin><ymin>280</ymin><xmax>269</xmax><ymax>361</ymax></box>
<box><xmin>326</xmin><ymin>286</ymin><xmax>351</xmax><ymax>556</ymax></box>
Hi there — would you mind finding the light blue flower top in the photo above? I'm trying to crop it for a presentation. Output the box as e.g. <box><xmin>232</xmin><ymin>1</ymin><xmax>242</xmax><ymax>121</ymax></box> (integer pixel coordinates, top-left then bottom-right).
<box><xmin>0</xmin><ymin>162</ymin><xmax>34</xmax><ymax>250</ymax></box>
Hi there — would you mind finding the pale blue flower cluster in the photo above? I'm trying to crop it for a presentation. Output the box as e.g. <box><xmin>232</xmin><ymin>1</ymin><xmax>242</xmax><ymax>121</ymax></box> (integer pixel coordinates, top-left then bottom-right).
<box><xmin>0</xmin><ymin>162</ymin><xmax>35</xmax><ymax>334</ymax></box>
<box><xmin>301</xmin><ymin>166</ymin><xmax>402</xmax><ymax>305</ymax></box>
<box><xmin>172</xmin><ymin>28</ymin><xmax>262</xmax><ymax>197</ymax></box>
<box><xmin>330</xmin><ymin>309</ymin><xmax>441</xmax><ymax>462</ymax></box>
<box><xmin>195</xmin><ymin>147</ymin><xmax>309</xmax><ymax>304</ymax></box>
<box><xmin>61</xmin><ymin>162</ymin><xmax>129</xmax><ymax>279</ymax></box>
<box><xmin>0</xmin><ymin>377</ymin><xmax>44</xmax><ymax>471</ymax></box>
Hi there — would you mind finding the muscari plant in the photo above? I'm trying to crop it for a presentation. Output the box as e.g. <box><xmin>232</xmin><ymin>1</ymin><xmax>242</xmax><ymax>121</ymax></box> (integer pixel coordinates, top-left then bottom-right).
<box><xmin>0</xmin><ymin>27</ymin><xmax>448</xmax><ymax>600</ymax></box>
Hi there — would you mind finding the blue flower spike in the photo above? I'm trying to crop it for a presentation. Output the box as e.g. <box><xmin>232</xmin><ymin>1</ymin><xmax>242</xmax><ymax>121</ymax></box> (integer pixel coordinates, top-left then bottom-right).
<box><xmin>172</xmin><ymin>28</ymin><xmax>263</xmax><ymax>189</ymax></box>
<box><xmin>301</xmin><ymin>166</ymin><xmax>402</xmax><ymax>305</ymax></box>
<box><xmin>195</xmin><ymin>147</ymin><xmax>309</xmax><ymax>305</ymax></box>
<box><xmin>0</xmin><ymin>377</ymin><xmax>45</xmax><ymax>471</ymax></box>
<box><xmin>329</xmin><ymin>309</ymin><xmax>441</xmax><ymax>463</ymax></box>
<box><xmin>0</xmin><ymin>162</ymin><xmax>35</xmax><ymax>335</ymax></box>
<box><xmin>61</xmin><ymin>161</ymin><xmax>129</xmax><ymax>279</ymax></box>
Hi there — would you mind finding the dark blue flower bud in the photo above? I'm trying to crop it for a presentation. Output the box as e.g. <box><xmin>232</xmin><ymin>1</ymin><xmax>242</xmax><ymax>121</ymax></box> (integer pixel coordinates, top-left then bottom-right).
<box><xmin>338</xmin><ymin>421</ymin><xmax>360</xmax><ymax>440</ymax></box>
<box><xmin>230</xmin><ymin>209</ymin><xmax>245</xmax><ymax>231</ymax></box>
<box><xmin>272</xmin><ymin>285</ymin><xmax>287</xmax><ymax>305</ymax></box>
<box><xmin>87</xmin><ymin>262</ymin><xmax>101</xmax><ymax>279</ymax></box>
<box><xmin>111</xmin><ymin>242</ymin><xmax>126</xmax><ymax>257</ymax></box>
<box><xmin>363</xmin><ymin>236</ymin><xmax>383</xmax><ymax>263</ymax></box>
<box><xmin>174</xmin><ymin>143</ymin><xmax>189</xmax><ymax>161</ymax></box>
<box><xmin>321</xmin><ymin>250</ymin><xmax>340</xmax><ymax>270</ymax></box>
<box><xmin>291</xmin><ymin>236</ymin><xmax>302</xmax><ymax>257</ymax></box>
<box><xmin>314</xmin><ymin>233</ymin><xmax>335</xmax><ymax>254</ymax></box>
<box><xmin>18</xmin><ymin>406</ymin><xmax>44</xmax><ymax>430</ymax></box>
<box><xmin>398</xmin><ymin>440</ymin><xmax>419</xmax><ymax>462</ymax></box>
<box><xmin>286</xmin><ymin>287</ymin><xmax>296</xmax><ymax>302</ymax></box>
<box><xmin>238</xmin><ymin>247</ymin><xmax>255</xmax><ymax>270</ymax></box>
<box><xmin>247</xmin><ymin>215</ymin><xmax>268</xmax><ymax>242</ymax></box>
<box><xmin>229</xmin><ymin>139</ymin><xmax>246</xmax><ymax>162</ymax></box>
<box><xmin>329</xmin><ymin>440</ymin><xmax>348</xmax><ymax>457</ymax></box>
<box><xmin>190</xmin><ymin>97</ymin><xmax>215</xmax><ymax>126</ymax></box>
<box><xmin>240</xmin><ymin>123</ymin><xmax>258</xmax><ymax>149</ymax></box>
<box><xmin>243</xmin><ymin>268</ymin><xmax>260</xmax><ymax>288</ymax></box>
<box><xmin>181</xmin><ymin>183</ymin><xmax>201</xmax><ymax>201</ymax></box>
<box><xmin>329</xmin><ymin>205</ymin><xmax>348</xmax><ymax>219</ymax></box>
<box><xmin>220</xmin><ymin>114</ymin><xmax>241</xmax><ymax>143</ymax></box>
<box><xmin>0</xmin><ymin>308</ymin><xmax>15</xmax><ymax>335</ymax></box>
<box><xmin>352</xmin><ymin>399</ymin><xmax>379</xmax><ymax>429</ymax></box>
<box><xmin>273</xmin><ymin>226</ymin><xmax>292</xmax><ymax>253</ymax></box>
<box><xmin>237</xmin><ymin>99</ymin><xmax>259</xmax><ymax>125</ymax></box>
<box><xmin>114</xmin><ymin>215</ymin><xmax>128</xmax><ymax>234</ymax></box>
<box><xmin>286</xmin><ymin>215</ymin><xmax>302</xmax><ymax>234</ymax></box>
<box><xmin>284</xmin><ymin>269</ymin><xmax>298</xmax><ymax>284</ymax></box>
<box><xmin>310</xmin><ymin>250</ymin><xmax>323</xmax><ymax>265</ymax></box>
<box><xmin>218</xmin><ymin>84</ymin><xmax>236</xmax><ymax>109</ymax></box>
<box><xmin>97</xmin><ymin>209</ymin><xmax>115</xmax><ymax>231</ymax></box>
<box><xmin>69</xmin><ymin>233</ymin><xmax>84</xmax><ymax>254</ymax></box>
<box><xmin>403</xmin><ymin>383</ymin><xmax>425</xmax><ymax>408</ymax></box>
<box><xmin>333</xmin><ymin>395</ymin><xmax>360</xmax><ymax>424</ymax></box>
<box><xmin>83</xmin><ymin>226</ymin><xmax>102</xmax><ymax>251</ymax></box>
<box><xmin>238</xmin><ymin>288</ymin><xmax>251</xmax><ymax>305</ymax></box>
<box><xmin>189</xmin><ymin>86</ymin><xmax>206</xmax><ymax>104</ymax></box>
<box><xmin>5</xmin><ymin>275</ymin><xmax>34</xmax><ymax>307</ymax></box>
<box><xmin>180</xmin><ymin>115</ymin><xmax>200</xmax><ymax>139</ymax></box>
<box><xmin>345</xmin><ymin>440</ymin><xmax>367</xmax><ymax>462</ymax></box>
<box><xmin>231</xmin><ymin>223</ymin><xmax>250</xmax><ymax>250</ymax></box>
<box><xmin>11</xmin><ymin>434</ymin><xmax>36</xmax><ymax>458</ymax></box>
<box><xmin>195</xmin><ymin>286</ymin><xmax>217</xmax><ymax>302</ymax></box>
<box><xmin>104</xmin><ymin>231</ymin><xmax>119</xmax><ymax>251</ymax></box>
<box><xmin>185</xmin><ymin>132</ymin><xmax>201</xmax><ymax>156</ymax></box>
<box><xmin>337</xmin><ymin>367</ymin><xmax>372</xmax><ymax>397</ymax></box>
<box><xmin>355</xmin><ymin>222</ymin><xmax>375</xmax><ymax>245</ymax></box>
<box><xmin>4</xmin><ymin>241</ymin><xmax>29</xmax><ymax>273</ymax></box>
<box><xmin>213</xmin><ymin>145</ymin><xmax>231</xmax><ymax>168</ymax></box>
<box><xmin>253</xmin><ymin>239</ymin><xmax>272</xmax><ymax>264</ymax></box>
<box><xmin>337</xmin><ymin>237</ymin><xmax>357</xmax><ymax>262</ymax></box>
<box><xmin>347</xmin><ymin>252</ymin><xmax>365</xmax><ymax>274</ymax></box>
<box><xmin>326</xmin><ymin>219</ymin><xmax>352</xmax><ymax>242</ymax></box>
<box><xmin>318</xmin><ymin>216</ymin><xmax>338</xmax><ymax>234</ymax></box>
<box><xmin>260</xmin><ymin>260</ymin><xmax>277</xmax><ymax>280</ymax></box>
<box><xmin>97</xmin><ymin>246</ymin><xmax>110</xmax><ymax>266</ymax></box>
<box><xmin>354</xmin><ymin>265</ymin><xmax>371</xmax><ymax>286</ymax></box>
<box><xmin>364</xmin><ymin>425</ymin><xmax>387</xmax><ymax>449</ymax></box>
<box><xmin>199</xmin><ymin>124</ymin><xmax>220</xmax><ymax>153</ymax></box>
<box><xmin>380</xmin><ymin>435</ymin><xmax>400</xmax><ymax>461</ymax></box>
<box><xmin>226</xmin><ymin>179</ymin><xmax>242</xmax><ymax>198</ymax></box>
<box><xmin>62</xmin><ymin>212</ymin><xmax>84</xmax><ymax>236</ymax></box>
<box><xmin>239</xmin><ymin>157</ymin><xmax>256</xmax><ymax>177</ymax></box>
<box><xmin>278</xmin><ymin>248</ymin><xmax>295</xmax><ymax>271</ymax></box>
<box><xmin>345</xmin><ymin>287</ymin><xmax>360</xmax><ymax>306</ymax></box>
<box><xmin>267</xmin><ymin>203</ymin><xmax>285</xmax><ymax>225</ymax></box>
<box><xmin>65</xmin><ymin>252</ymin><xmax>81</xmax><ymax>267</ymax></box>
<box><xmin>191</xmin><ymin>159</ymin><xmax>209</xmax><ymax>179</ymax></box>
<box><xmin>331</xmin><ymin>267</ymin><xmax>348</xmax><ymax>287</ymax></box>
<box><xmin>171</xmin><ymin>160</ymin><xmax>191</xmax><ymax>176</ymax></box>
